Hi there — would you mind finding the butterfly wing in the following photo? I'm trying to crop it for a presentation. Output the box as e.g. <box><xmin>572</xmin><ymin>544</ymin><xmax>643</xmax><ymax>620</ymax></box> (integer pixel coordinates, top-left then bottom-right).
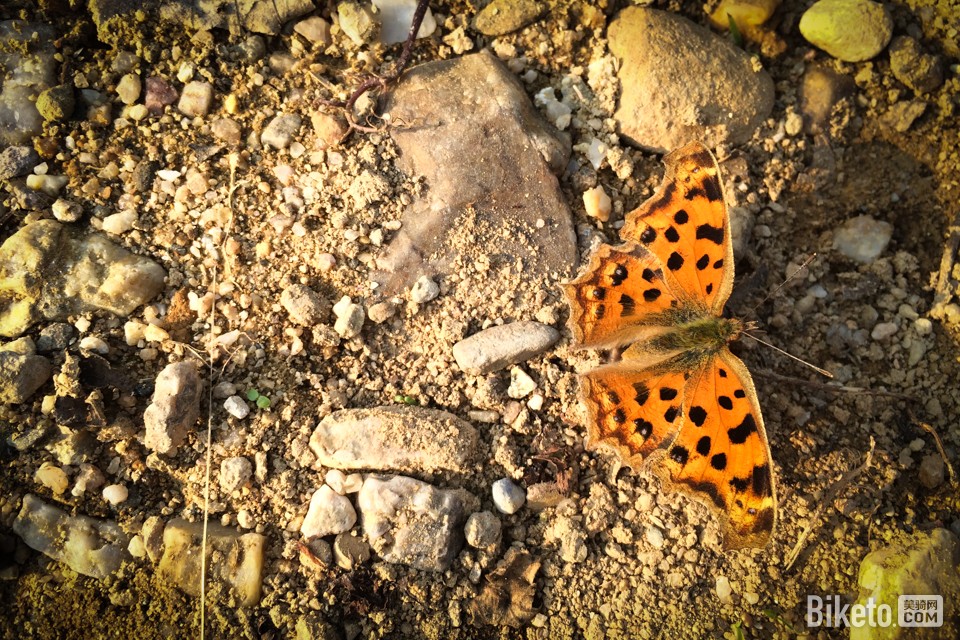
<box><xmin>620</xmin><ymin>142</ymin><xmax>735</xmax><ymax>314</ymax></box>
<box><xmin>580</xmin><ymin>365</ymin><xmax>687</xmax><ymax>469</ymax></box>
<box><xmin>563</xmin><ymin>243</ymin><xmax>677</xmax><ymax>349</ymax></box>
<box><xmin>656</xmin><ymin>350</ymin><xmax>776</xmax><ymax>550</ymax></box>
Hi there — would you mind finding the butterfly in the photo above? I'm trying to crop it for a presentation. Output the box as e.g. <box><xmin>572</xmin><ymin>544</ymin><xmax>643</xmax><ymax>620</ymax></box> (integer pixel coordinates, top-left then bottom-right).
<box><xmin>563</xmin><ymin>142</ymin><xmax>776</xmax><ymax>550</ymax></box>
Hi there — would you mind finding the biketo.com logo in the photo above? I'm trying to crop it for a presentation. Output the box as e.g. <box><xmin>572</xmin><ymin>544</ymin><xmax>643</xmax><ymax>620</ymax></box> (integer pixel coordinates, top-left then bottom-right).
<box><xmin>806</xmin><ymin>595</ymin><xmax>943</xmax><ymax>628</ymax></box>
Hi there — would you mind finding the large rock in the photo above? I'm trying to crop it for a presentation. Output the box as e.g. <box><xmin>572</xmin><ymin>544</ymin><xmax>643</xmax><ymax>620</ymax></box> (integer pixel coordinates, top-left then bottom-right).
<box><xmin>357</xmin><ymin>474</ymin><xmax>472</xmax><ymax>571</ymax></box>
<box><xmin>0</xmin><ymin>220</ymin><xmax>166</xmax><ymax>337</ymax></box>
<box><xmin>852</xmin><ymin>528</ymin><xmax>959</xmax><ymax>640</ymax></box>
<box><xmin>608</xmin><ymin>7</ymin><xmax>774</xmax><ymax>152</ymax></box>
<box><xmin>799</xmin><ymin>0</ymin><xmax>892</xmax><ymax>62</ymax></box>
<box><xmin>377</xmin><ymin>50</ymin><xmax>577</xmax><ymax>298</ymax></box>
<box><xmin>0</xmin><ymin>352</ymin><xmax>52</xmax><ymax>403</ymax></box>
<box><xmin>452</xmin><ymin>320</ymin><xmax>559</xmax><ymax>374</ymax></box>
<box><xmin>158</xmin><ymin>518</ymin><xmax>266</xmax><ymax>607</ymax></box>
<box><xmin>12</xmin><ymin>494</ymin><xmax>131</xmax><ymax>579</ymax></box>
<box><xmin>309</xmin><ymin>406</ymin><xmax>478</xmax><ymax>474</ymax></box>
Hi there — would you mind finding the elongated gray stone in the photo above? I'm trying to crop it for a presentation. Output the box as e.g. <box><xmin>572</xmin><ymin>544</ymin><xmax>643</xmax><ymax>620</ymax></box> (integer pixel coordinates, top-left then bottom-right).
<box><xmin>13</xmin><ymin>494</ymin><xmax>131</xmax><ymax>579</ymax></box>
<box><xmin>310</xmin><ymin>406</ymin><xmax>477</xmax><ymax>473</ymax></box>
<box><xmin>452</xmin><ymin>321</ymin><xmax>559</xmax><ymax>374</ymax></box>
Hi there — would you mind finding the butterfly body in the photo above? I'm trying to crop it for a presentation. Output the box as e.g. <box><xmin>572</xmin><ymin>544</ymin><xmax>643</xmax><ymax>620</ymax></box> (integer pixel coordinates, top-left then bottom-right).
<box><xmin>564</xmin><ymin>142</ymin><xmax>776</xmax><ymax>550</ymax></box>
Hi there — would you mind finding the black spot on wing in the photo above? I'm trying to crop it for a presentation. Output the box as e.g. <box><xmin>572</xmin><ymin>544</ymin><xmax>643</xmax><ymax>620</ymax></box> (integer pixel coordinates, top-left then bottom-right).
<box><xmin>641</xmin><ymin>268</ymin><xmax>657</xmax><ymax>282</ymax></box>
<box><xmin>718</xmin><ymin>368</ymin><xmax>727</xmax><ymax>378</ymax></box>
<box><xmin>670</xmin><ymin>445</ymin><xmax>688</xmax><ymax>465</ymax></box>
<box><xmin>703</xmin><ymin>176</ymin><xmax>723</xmax><ymax>202</ymax></box>
<box><xmin>696</xmin><ymin>436</ymin><xmax>711</xmax><ymax>456</ymax></box>
<box><xmin>664</xmin><ymin>406</ymin><xmax>680</xmax><ymax>423</ymax></box>
<box><xmin>643</xmin><ymin>288</ymin><xmax>661</xmax><ymax>302</ymax></box>
<box><xmin>718</xmin><ymin>396</ymin><xmax>733</xmax><ymax>410</ymax></box>
<box><xmin>728</xmin><ymin>414</ymin><xmax>758</xmax><ymax>444</ymax></box>
<box><xmin>594</xmin><ymin>304</ymin><xmax>605</xmax><ymax>320</ymax></box>
<box><xmin>730</xmin><ymin>476</ymin><xmax>749</xmax><ymax>492</ymax></box>
<box><xmin>752</xmin><ymin>464</ymin><xmax>771</xmax><ymax>497</ymax></box>
<box><xmin>606</xmin><ymin>390</ymin><xmax>620</xmax><ymax>404</ymax></box>
<box><xmin>591</xmin><ymin>287</ymin><xmax>606</xmax><ymax>300</ymax></box>
<box><xmin>734</xmin><ymin>389</ymin><xmax>746</xmax><ymax>399</ymax></box>
<box><xmin>619</xmin><ymin>293</ymin><xmax>635</xmax><ymax>316</ymax></box>
<box><xmin>633</xmin><ymin>383</ymin><xmax>649</xmax><ymax>407</ymax></box>
<box><xmin>613</xmin><ymin>408</ymin><xmax>626</xmax><ymax>424</ymax></box>
<box><xmin>664</xmin><ymin>226</ymin><xmax>680</xmax><ymax>243</ymax></box>
<box><xmin>667</xmin><ymin>252</ymin><xmax>684</xmax><ymax>271</ymax></box>
<box><xmin>640</xmin><ymin>227</ymin><xmax>656</xmax><ymax>244</ymax></box>
<box><xmin>696</xmin><ymin>224</ymin><xmax>725</xmax><ymax>245</ymax></box>
<box><xmin>705</xmin><ymin>284</ymin><xmax>714</xmax><ymax>295</ymax></box>
<box><xmin>634</xmin><ymin>418</ymin><xmax>652</xmax><ymax>439</ymax></box>
<box><xmin>696</xmin><ymin>254</ymin><xmax>710</xmax><ymax>270</ymax></box>
<box><xmin>611</xmin><ymin>264</ymin><xmax>628</xmax><ymax>286</ymax></box>
<box><xmin>659</xmin><ymin>387</ymin><xmax>678</xmax><ymax>401</ymax></box>
<box><xmin>689</xmin><ymin>406</ymin><xmax>707</xmax><ymax>427</ymax></box>
<box><xmin>713</xmin><ymin>259</ymin><xmax>724</xmax><ymax>270</ymax></box>
<box><xmin>674</xmin><ymin>209</ymin><xmax>689</xmax><ymax>225</ymax></box>
<box><xmin>710</xmin><ymin>453</ymin><xmax>727</xmax><ymax>470</ymax></box>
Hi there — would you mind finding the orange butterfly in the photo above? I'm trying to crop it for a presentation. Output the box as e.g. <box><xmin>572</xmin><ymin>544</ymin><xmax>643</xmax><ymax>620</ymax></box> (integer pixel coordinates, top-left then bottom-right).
<box><xmin>564</xmin><ymin>142</ymin><xmax>775</xmax><ymax>550</ymax></box>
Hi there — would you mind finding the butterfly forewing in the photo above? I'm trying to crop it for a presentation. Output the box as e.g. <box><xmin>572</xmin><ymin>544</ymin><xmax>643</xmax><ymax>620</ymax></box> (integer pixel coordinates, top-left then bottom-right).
<box><xmin>658</xmin><ymin>351</ymin><xmax>776</xmax><ymax>549</ymax></box>
<box><xmin>564</xmin><ymin>243</ymin><xmax>677</xmax><ymax>349</ymax></box>
<box><xmin>620</xmin><ymin>142</ymin><xmax>735</xmax><ymax>313</ymax></box>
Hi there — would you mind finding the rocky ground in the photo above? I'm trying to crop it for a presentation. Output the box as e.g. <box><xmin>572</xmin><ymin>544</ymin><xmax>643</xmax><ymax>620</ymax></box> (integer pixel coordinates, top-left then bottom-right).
<box><xmin>1</xmin><ymin>0</ymin><xmax>959</xmax><ymax>639</ymax></box>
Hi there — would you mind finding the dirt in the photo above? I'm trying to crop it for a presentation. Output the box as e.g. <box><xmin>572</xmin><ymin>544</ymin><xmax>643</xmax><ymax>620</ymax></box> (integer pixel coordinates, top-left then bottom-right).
<box><xmin>1</xmin><ymin>0</ymin><xmax>958</xmax><ymax>639</ymax></box>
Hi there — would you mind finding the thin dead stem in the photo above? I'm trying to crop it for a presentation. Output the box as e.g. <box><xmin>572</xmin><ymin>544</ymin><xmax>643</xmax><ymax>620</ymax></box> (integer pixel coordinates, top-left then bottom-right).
<box><xmin>910</xmin><ymin>411</ymin><xmax>958</xmax><ymax>487</ymax></box>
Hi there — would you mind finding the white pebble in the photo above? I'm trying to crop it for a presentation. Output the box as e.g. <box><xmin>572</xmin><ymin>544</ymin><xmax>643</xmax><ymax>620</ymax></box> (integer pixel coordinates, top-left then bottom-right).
<box><xmin>715</xmin><ymin>575</ymin><xmax>733</xmax><ymax>603</ymax></box>
<box><xmin>36</xmin><ymin>463</ymin><xmax>69</xmax><ymax>494</ymax></box>
<box><xmin>410</xmin><ymin>275</ymin><xmax>440</xmax><ymax>303</ymax></box>
<box><xmin>52</xmin><ymin>198</ymin><xmax>83</xmax><ymax>222</ymax></box>
<box><xmin>142</xmin><ymin>323</ymin><xmax>169</xmax><ymax>343</ymax></box>
<box><xmin>116</xmin><ymin>73</ymin><xmax>142</xmax><ymax>105</ymax></box>
<box><xmin>103</xmin><ymin>484</ymin><xmax>129</xmax><ymax>505</ymax></box>
<box><xmin>224</xmin><ymin>395</ymin><xmax>250</xmax><ymax>419</ymax></box>
<box><xmin>507</xmin><ymin>367</ymin><xmax>537</xmax><ymax>398</ymax></box>
<box><xmin>871</xmin><ymin>322</ymin><xmax>898</xmax><ymax>341</ymax></box>
<box><xmin>491</xmin><ymin>478</ymin><xmax>525</xmax><ymax>514</ymax></box>
<box><xmin>645</xmin><ymin>525</ymin><xmax>665</xmax><ymax>549</ymax></box>
<box><xmin>79</xmin><ymin>335</ymin><xmax>109</xmax><ymax>354</ymax></box>
<box><xmin>582</xmin><ymin>185</ymin><xmax>612</xmax><ymax>221</ymax></box>
<box><xmin>128</xmin><ymin>534</ymin><xmax>147</xmax><ymax>558</ymax></box>
<box><xmin>101</xmin><ymin>209</ymin><xmax>138</xmax><ymax>234</ymax></box>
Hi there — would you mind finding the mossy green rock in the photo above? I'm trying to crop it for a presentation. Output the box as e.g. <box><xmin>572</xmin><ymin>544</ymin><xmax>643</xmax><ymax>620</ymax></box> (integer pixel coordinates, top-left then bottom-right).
<box><xmin>799</xmin><ymin>0</ymin><xmax>892</xmax><ymax>62</ymax></box>
<box><xmin>35</xmin><ymin>83</ymin><xmax>75</xmax><ymax>122</ymax></box>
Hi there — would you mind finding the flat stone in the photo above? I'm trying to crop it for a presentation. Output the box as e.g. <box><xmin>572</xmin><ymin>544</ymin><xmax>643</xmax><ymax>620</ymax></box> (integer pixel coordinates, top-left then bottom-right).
<box><xmin>0</xmin><ymin>220</ymin><xmax>166</xmax><ymax>338</ymax></box>
<box><xmin>799</xmin><ymin>0</ymin><xmax>892</xmax><ymax>62</ymax></box>
<box><xmin>300</xmin><ymin>485</ymin><xmax>357</xmax><ymax>540</ymax></box>
<box><xmin>452</xmin><ymin>321</ymin><xmax>559</xmax><ymax>374</ymax></box>
<box><xmin>309</xmin><ymin>405</ymin><xmax>478</xmax><ymax>474</ymax></box>
<box><xmin>158</xmin><ymin>518</ymin><xmax>265</xmax><ymax>606</ymax></box>
<box><xmin>333</xmin><ymin>532</ymin><xmax>370</xmax><ymax>570</ymax></box>
<box><xmin>261</xmin><ymin>114</ymin><xmax>302</xmax><ymax>150</ymax></box>
<box><xmin>473</xmin><ymin>0</ymin><xmax>542</xmax><ymax>36</ymax></box>
<box><xmin>608</xmin><ymin>7</ymin><xmax>774</xmax><ymax>152</ymax></box>
<box><xmin>143</xmin><ymin>361</ymin><xmax>203</xmax><ymax>455</ymax></box>
<box><xmin>12</xmin><ymin>494</ymin><xmax>130</xmax><ymax>579</ymax></box>
<box><xmin>294</xmin><ymin>16</ymin><xmax>332</xmax><ymax>46</ymax></box>
<box><xmin>0</xmin><ymin>146</ymin><xmax>40</xmax><ymax>180</ymax></box>
<box><xmin>178</xmin><ymin>81</ymin><xmax>213</xmax><ymax>117</ymax></box>
<box><xmin>833</xmin><ymin>215</ymin><xmax>892</xmax><ymax>263</ymax></box>
<box><xmin>357</xmin><ymin>474</ymin><xmax>471</xmax><ymax>571</ymax></box>
<box><xmin>377</xmin><ymin>50</ymin><xmax>576</xmax><ymax>299</ymax></box>
<box><xmin>145</xmin><ymin>77</ymin><xmax>178</xmax><ymax>114</ymax></box>
<box><xmin>0</xmin><ymin>352</ymin><xmax>52</xmax><ymax>403</ymax></box>
<box><xmin>220</xmin><ymin>456</ymin><xmax>253</xmax><ymax>493</ymax></box>
<box><xmin>281</xmin><ymin>284</ymin><xmax>330</xmax><ymax>326</ymax></box>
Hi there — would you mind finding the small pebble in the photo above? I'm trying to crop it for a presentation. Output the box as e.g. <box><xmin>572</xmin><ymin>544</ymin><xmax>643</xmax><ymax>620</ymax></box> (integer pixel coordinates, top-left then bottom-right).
<box><xmin>645</xmin><ymin>525</ymin><xmax>665</xmax><ymax>549</ymax></box>
<box><xmin>178</xmin><ymin>81</ymin><xmax>214</xmax><ymax>117</ymax></box>
<box><xmin>145</xmin><ymin>77</ymin><xmax>178</xmax><ymax>114</ymax></box>
<box><xmin>332</xmin><ymin>296</ymin><xmax>365</xmax><ymax>339</ymax></box>
<box><xmin>582</xmin><ymin>185</ymin><xmax>612</xmax><ymax>221</ymax></box>
<box><xmin>918</xmin><ymin>454</ymin><xmax>945</xmax><ymax>489</ymax></box>
<box><xmin>715</xmin><ymin>575</ymin><xmax>733</xmax><ymax>603</ymax></box>
<box><xmin>333</xmin><ymin>532</ymin><xmax>370</xmax><ymax>570</ymax></box>
<box><xmin>261</xmin><ymin>114</ymin><xmax>303</xmax><ymax>150</ymax></box>
<box><xmin>491</xmin><ymin>478</ymin><xmax>525</xmax><ymax>514</ymax></box>
<box><xmin>410</xmin><ymin>275</ymin><xmax>440</xmax><ymax>304</ymax></box>
<box><xmin>52</xmin><ymin>198</ymin><xmax>83</xmax><ymax>222</ymax></box>
<box><xmin>101</xmin><ymin>209</ymin><xmax>137</xmax><ymax>235</ymax></box>
<box><xmin>871</xmin><ymin>322</ymin><xmax>898</xmax><ymax>341</ymax></box>
<box><xmin>116</xmin><ymin>73</ymin><xmax>142</xmax><ymax>105</ymax></box>
<box><xmin>301</xmin><ymin>485</ymin><xmax>357</xmax><ymax>539</ymax></box>
<box><xmin>464</xmin><ymin>511</ymin><xmax>502</xmax><ymax>548</ymax></box>
<box><xmin>79</xmin><ymin>336</ymin><xmax>109</xmax><ymax>354</ymax></box>
<box><xmin>36</xmin><ymin>463</ymin><xmax>69</xmax><ymax>494</ymax></box>
<box><xmin>220</xmin><ymin>456</ymin><xmax>253</xmax><ymax>493</ymax></box>
<box><xmin>224</xmin><ymin>395</ymin><xmax>251</xmax><ymax>419</ymax></box>
<box><xmin>507</xmin><ymin>367</ymin><xmax>537</xmax><ymax>398</ymax></box>
<box><xmin>833</xmin><ymin>215</ymin><xmax>892</xmax><ymax>263</ymax></box>
<box><xmin>103</xmin><ymin>484</ymin><xmax>129</xmax><ymax>505</ymax></box>
<box><xmin>799</xmin><ymin>0</ymin><xmax>892</xmax><ymax>62</ymax></box>
<box><xmin>128</xmin><ymin>535</ymin><xmax>147</xmax><ymax>558</ymax></box>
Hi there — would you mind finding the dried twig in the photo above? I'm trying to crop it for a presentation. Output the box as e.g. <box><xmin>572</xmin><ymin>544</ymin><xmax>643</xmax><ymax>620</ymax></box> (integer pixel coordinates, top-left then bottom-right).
<box><xmin>910</xmin><ymin>411</ymin><xmax>958</xmax><ymax>487</ymax></box>
<box><xmin>785</xmin><ymin>437</ymin><xmax>875</xmax><ymax>571</ymax></box>
<box><xmin>316</xmin><ymin>0</ymin><xmax>431</xmax><ymax>131</ymax></box>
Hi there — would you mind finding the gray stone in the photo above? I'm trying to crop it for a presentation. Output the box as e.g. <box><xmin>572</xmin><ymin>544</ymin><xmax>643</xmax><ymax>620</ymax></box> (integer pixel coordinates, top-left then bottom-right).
<box><xmin>294</xmin><ymin>16</ymin><xmax>332</xmax><ymax>46</ymax></box>
<box><xmin>13</xmin><ymin>494</ymin><xmax>131</xmax><ymax>579</ymax></box>
<box><xmin>473</xmin><ymin>0</ymin><xmax>542</xmax><ymax>36</ymax></box>
<box><xmin>0</xmin><ymin>146</ymin><xmax>40</xmax><ymax>180</ymax></box>
<box><xmin>309</xmin><ymin>405</ymin><xmax>478</xmax><ymax>474</ymax></box>
<box><xmin>491</xmin><ymin>478</ymin><xmax>525</xmax><ymax>514</ymax></box>
<box><xmin>410</xmin><ymin>275</ymin><xmax>440</xmax><ymax>304</ymax></box>
<box><xmin>338</xmin><ymin>2</ymin><xmax>378</xmax><ymax>46</ymax></box>
<box><xmin>889</xmin><ymin>36</ymin><xmax>944</xmax><ymax>94</ymax></box>
<box><xmin>833</xmin><ymin>215</ymin><xmax>892</xmax><ymax>263</ymax></box>
<box><xmin>357</xmin><ymin>474</ymin><xmax>470</xmax><ymax>571</ymax></box>
<box><xmin>143</xmin><ymin>361</ymin><xmax>203</xmax><ymax>455</ymax></box>
<box><xmin>300</xmin><ymin>485</ymin><xmax>357</xmax><ymax>540</ymax></box>
<box><xmin>261</xmin><ymin>114</ymin><xmax>302</xmax><ymax>150</ymax></box>
<box><xmin>853</xmin><ymin>529</ymin><xmax>959</xmax><ymax>640</ymax></box>
<box><xmin>799</xmin><ymin>0</ymin><xmax>892</xmax><ymax>62</ymax></box>
<box><xmin>333</xmin><ymin>532</ymin><xmax>370</xmax><ymax>570</ymax></box>
<box><xmin>608</xmin><ymin>7</ymin><xmax>774</xmax><ymax>153</ymax></box>
<box><xmin>36</xmin><ymin>323</ymin><xmax>75</xmax><ymax>353</ymax></box>
<box><xmin>464</xmin><ymin>511</ymin><xmax>502</xmax><ymax>548</ymax></box>
<box><xmin>0</xmin><ymin>221</ymin><xmax>166</xmax><ymax>338</ymax></box>
<box><xmin>280</xmin><ymin>284</ymin><xmax>330</xmax><ymax>326</ymax></box>
<box><xmin>0</xmin><ymin>352</ymin><xmax>52</xmax><ymax>403</ymax></box>
<box><xmin>158</xmin><ymin>518</ymin><xmax>265</xmax><ymax>606</ymax></box>
<box><xmin>219</xmin><ymin>456</ymin><xmax>253</xmax><ymax>493</ymax></box>
<box><xmin>377</xmin><ymin>51</ymin><xmax>576</xmax><ymax>299</ymax></box>
<box><xmin>452</xmin><ymin>321</ymin><xmax>559</xmax><ymax>374</ymax></box>
<box><xmin>332</xmin><ymin>296</ymin><xmax>364</xmax><ymax>339</ymax></box>
<box><xmin>882</xmin><ymin>100</ymin><xmax>927</xmax><ymax>133</ymax></box>
<box><xmin>0</xmin><ymin>21</ymin><xmax>56</xmax><ymax>145</ymax></box>
<box><xmin>211</xmin><ymin>117</ymin><xmax>242</xmax><ymax>145</ymax></box>
<box><xmin>178</xmin><ymin>81</ymin><xmax>213</xmax><ymax>117</ymax></box>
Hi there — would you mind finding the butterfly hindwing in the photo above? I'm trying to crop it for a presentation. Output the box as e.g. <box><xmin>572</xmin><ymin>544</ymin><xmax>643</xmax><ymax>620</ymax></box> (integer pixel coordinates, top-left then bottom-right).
<box><xmin>657</xmin><ymin>351</ymin><xmax>776</xmax><ymax>550</ymax></box>
<box><xmin>620</xmin><ymin>142</ymin><xmax>735</xmax><ymax>313</ymax></box>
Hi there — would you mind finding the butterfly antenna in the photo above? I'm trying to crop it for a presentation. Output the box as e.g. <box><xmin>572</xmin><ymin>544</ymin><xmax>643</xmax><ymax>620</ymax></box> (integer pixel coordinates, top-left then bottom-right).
<box><xmin>750</xmin><ymin>253</ymin><xmax>819</xmax><ymax>314</ymax></box>
<box><xmin>742</xmin><ymin>330</ymin><xmax>834</xmax><ymax>378</ymax></box>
